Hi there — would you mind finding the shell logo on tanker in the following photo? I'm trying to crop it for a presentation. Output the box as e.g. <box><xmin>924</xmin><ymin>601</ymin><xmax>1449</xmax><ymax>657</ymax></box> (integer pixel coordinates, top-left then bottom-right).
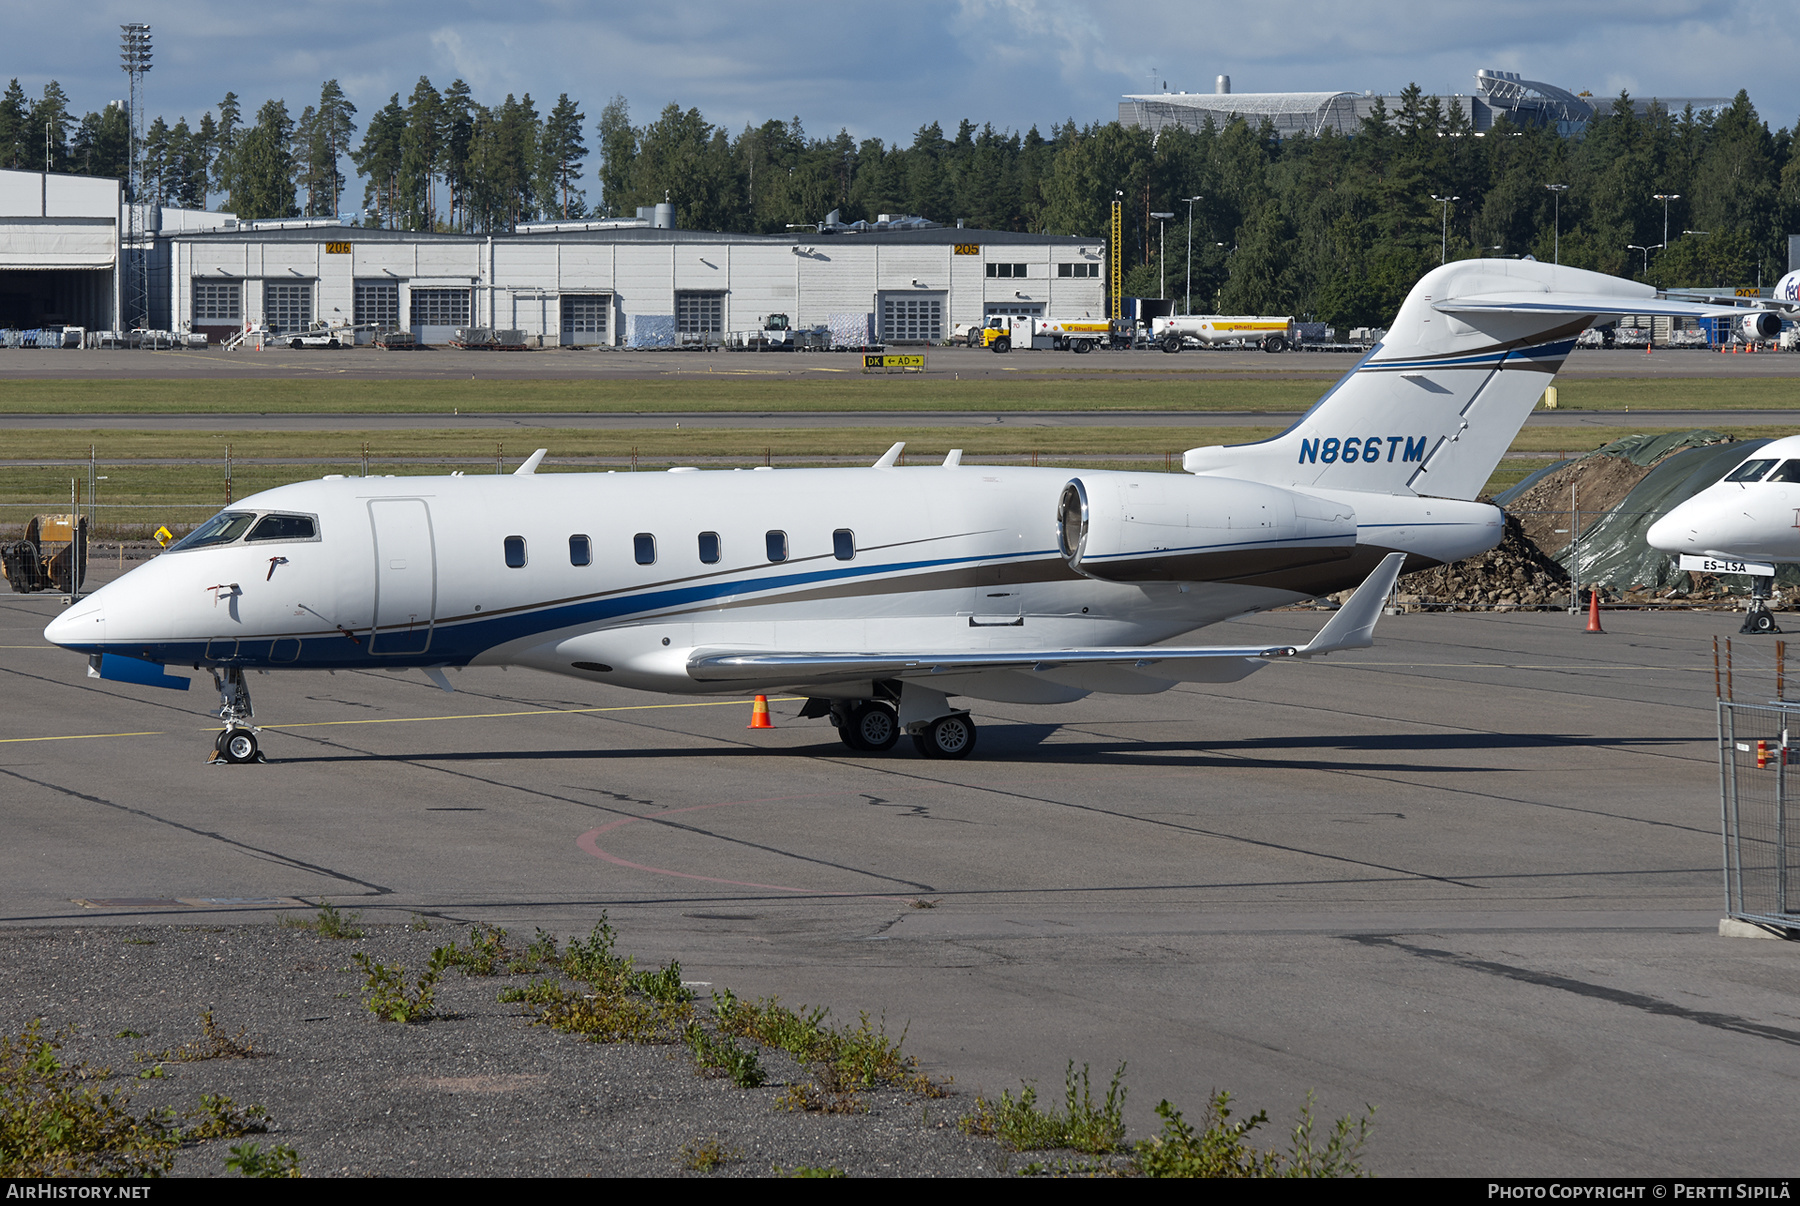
<box><xmin>1299</xmin><ymin>436</ymin><xmax>1428</xmax><ymax>464</ymax></box>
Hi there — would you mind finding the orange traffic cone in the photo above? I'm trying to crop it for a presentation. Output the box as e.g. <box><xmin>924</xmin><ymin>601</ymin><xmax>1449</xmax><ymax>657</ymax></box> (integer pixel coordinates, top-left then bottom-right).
<box><xmin>1644</xmin><ymin>341</ymin><xmax>1652</xmax><ymax>355</ymax></box>
<box><xmin>1586</xmin><ymin>588</ymin><xmax>1605</xmax><ymax>634</ymax></box>
<box><xmin>747</xmin><ymin>695</ymin><xmax>774</xmax><ymax>729</ymax></box>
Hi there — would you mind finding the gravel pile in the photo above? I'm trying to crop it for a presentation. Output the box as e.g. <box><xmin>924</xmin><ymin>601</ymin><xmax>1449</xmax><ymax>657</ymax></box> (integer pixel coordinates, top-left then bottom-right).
<box><xmin>1397</xmin><ymin>512</ymin><xmax>1571</xmax><ymax>609</ymax></box>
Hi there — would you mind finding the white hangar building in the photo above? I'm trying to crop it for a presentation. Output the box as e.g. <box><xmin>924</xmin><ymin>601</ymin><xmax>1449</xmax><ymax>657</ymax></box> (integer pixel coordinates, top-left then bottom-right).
<box><xmin>0</xmin><ymin>169</ymin><xmax>124</xmax><ymax>330</ymax></box>
<box><xmin>164</xmin><ymin>217</ymin><xmax>1109</xmax><ymax>346</ymax></box>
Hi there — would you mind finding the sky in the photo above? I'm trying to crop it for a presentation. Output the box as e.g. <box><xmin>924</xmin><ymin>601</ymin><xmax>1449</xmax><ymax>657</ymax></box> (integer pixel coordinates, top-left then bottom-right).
<box><xmin>6</xmin><ymin>1</ymin><xmax>1797</xmax><ymax>150</ymax></box>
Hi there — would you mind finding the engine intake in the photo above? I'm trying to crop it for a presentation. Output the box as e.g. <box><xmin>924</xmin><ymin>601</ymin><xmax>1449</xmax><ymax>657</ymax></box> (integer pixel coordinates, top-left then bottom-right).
<box><xmin>1739</xmin><ymin>312</ymin><xmax>1782</xmax><ymax>341</ymax></box>
<box><xmin>1057</xmin><ymin>475</ymin><xmax>1357</xmax><ymax>583</ymax></box>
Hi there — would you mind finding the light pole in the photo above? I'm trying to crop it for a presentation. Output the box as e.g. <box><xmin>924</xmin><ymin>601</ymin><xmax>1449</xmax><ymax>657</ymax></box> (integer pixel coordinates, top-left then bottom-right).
<box><xmin>1183</xmin><ymin>195</ymin><xmax>1201</xmax><ymax>315</ymax></box>
<box><xmin>1546</xmin><ymin>184</ymin><xmax>1568</xmax><ymax>264</ymax></box>
<box><xmin>1652</xmin><ymin>193</ymin><xmax>1680</xmax><ymax>261</ymax></box>
<box><xmin>1627</xmin><ymin>244</ymin><xmax>1661</xmax><ymax>276</ymax></box>
<box><xmin>1150</xmin><ymin>211</ymin><xmax>1174</xmax><ymax>300</ymax></box>
<box><xmin>1430</xmin><ymin>194</ymin><xmax>1460</xmax><ymax>265</ymax></box>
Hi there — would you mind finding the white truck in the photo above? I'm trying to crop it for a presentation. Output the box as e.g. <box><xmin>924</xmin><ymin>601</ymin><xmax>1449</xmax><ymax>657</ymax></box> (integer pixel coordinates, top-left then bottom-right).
<box><xmin>979</xmin><ymin>315</ymin><xmax>1111</xmax><ymax>353</ymax></box>
<box><xmin>1150</xmin><ymin>314</ymin><xmax>1296</xmax><ymax>353</ymax></box>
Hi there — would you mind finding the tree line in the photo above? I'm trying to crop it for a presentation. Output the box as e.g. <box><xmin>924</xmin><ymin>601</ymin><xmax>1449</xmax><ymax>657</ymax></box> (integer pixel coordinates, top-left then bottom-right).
<box><xmin>3</xmin><ymin>75</ymin><xmax>1798</xmax><ymax>326</ymax></box>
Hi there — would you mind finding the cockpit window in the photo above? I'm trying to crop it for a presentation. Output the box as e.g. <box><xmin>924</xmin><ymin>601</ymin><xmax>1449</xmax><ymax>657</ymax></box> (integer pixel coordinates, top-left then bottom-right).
<box><xmin>1725</xmin><ymin>459</ymin><xmax>1778</xmax><ymax>483</ymax></box>
<box><xmin>247</xmin><ymin>513</ymin><xmax>318</xmax><ymax>542</ymax></box>
<box><xmin>1765</xmin><ymin>461</ymin><xmax>1800</xmax><ymax>484</ymax></box>
<box><xmin>168</xmin><ymin>511</ymin><xmax>257</xmax><ymax>551</ymax></box>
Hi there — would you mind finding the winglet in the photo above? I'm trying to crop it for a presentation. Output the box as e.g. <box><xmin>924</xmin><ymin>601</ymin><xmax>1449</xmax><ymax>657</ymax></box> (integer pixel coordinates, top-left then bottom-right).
<box><xmin>514</xmin><ymin>448</ymin><xmax>548</xmax><ymax>476</ymax></box>
<box><xmin>943</xmin><ymin>449</ymin><xmax>963</xmax><ymax>468</ymax></box>
<box><xmin>873</xmin><ymin>441</ymin><xmax>905</xmax><ymax>469</ymax></box>
<box><xmin>1295</xmin><ymin>552</ymin><xmax>1407</xmax><ymax>657</ymax></box>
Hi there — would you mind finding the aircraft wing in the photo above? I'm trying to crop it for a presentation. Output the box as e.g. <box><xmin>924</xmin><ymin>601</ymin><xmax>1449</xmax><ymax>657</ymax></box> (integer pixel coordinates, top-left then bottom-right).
<box><xmin>1433</xmin><ymin>294</ymin><xmax>1741</xmax><ymax>319</ymax></box>
<box><xmin>687</xmin><ymin>553</ymin><xmax>1404</xmax><ymax>686</ymax></box>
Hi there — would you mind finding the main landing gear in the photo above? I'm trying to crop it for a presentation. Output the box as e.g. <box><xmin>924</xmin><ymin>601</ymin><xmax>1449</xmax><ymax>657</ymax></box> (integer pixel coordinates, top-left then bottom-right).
<box><xmin>810</xmin><ymin>694</ymin><xmax>979</xmax><ymax>760</ymax></box>
<box><xmin>207</xmin><ymin>666</ymin><xmax>264</xmax><ymax>764</ymax></box>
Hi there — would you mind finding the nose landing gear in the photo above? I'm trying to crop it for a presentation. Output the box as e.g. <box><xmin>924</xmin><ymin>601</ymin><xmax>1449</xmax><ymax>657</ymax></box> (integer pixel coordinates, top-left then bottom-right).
<box><xmin>207</xmin><ymin>666</ymin><xmax>265</xmax><ymax>764</ymax></box>
<box><xmin>1740</xmin><ymin>578</ymin><xmax>1783</xmax><ymax>636</ymax></box>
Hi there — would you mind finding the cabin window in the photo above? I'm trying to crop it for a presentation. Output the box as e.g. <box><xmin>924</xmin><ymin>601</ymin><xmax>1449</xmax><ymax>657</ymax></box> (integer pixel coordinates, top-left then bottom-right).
<box><xmin>504</xmin><ymin>536</ymin><xmax>527</xmax><ymax>568</ymax></box>
<box><xmin>570</xmin><ymin>535</ymin><xmax>591</xmax><ymax>566</ymax></box>
<box><xmin>634</xmin><ymin>533</ymin><xmax>656</xmax><ymax>565</ymax></box>
<box><xmin>766</xmin><ymin>531</ymin><xmax>788</xmax><ymax>562</ymax></box>
<box><xmin>1768</xmin><ymin>461</ymin><xmax>1800</xmax><ymax>484</ymax></box>
<box><xmin>698</xmin><ymin>531</ymin><xmax>720</xmax><ymax>564</ymax></box>
<box><xmin>1726</xmin><ymin>459</ymin><xmax>1778</xmax><ymax>483</ymax></box>
<box><xmin>246</xmin><ymin>513</ymin><xmax>317</xmax><ymax>542</ymax></box>
<box><xmin>169</xmin><ymin>511</ymin><xmax>256</xmax><ymax>551</ymax></box>
<box><xmin>833</xmin><ymin>529</ymin><xmax>855</xmax><ymax>561</ymax></box>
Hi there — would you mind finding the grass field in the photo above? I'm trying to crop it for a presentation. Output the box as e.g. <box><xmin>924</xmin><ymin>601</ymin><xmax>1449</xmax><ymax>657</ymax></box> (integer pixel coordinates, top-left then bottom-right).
<box><xmin>0</xmin><ymin>373</ymin><xmax>1794</xmax><ymax>414</ymax></box>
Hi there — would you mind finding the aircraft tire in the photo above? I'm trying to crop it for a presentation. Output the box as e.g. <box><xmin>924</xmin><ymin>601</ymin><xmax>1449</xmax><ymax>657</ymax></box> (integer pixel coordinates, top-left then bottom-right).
<box><xmin>912</xmin><ymin>713</ymin><xmax>976</xmax><ymax>760</ymax></box>
<box><xmin>843</xmin><ymin>701</ymin><xmax>900</xmax><ymax>752</ymax></box>
<box><xmin>218</xmin><ymin>728</ymin><xmax>259</xmax><ymax>764</ymax></box>
<box><xmin>1162</xmin><ymin>334</ymin><xmax>1182</xmax><ymax>353</ymax></box>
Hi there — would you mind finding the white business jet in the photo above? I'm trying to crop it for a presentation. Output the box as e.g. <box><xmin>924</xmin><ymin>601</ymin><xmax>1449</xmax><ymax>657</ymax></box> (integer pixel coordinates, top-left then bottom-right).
<box><xmin>46</xmin><ymin>260</ymin><xmax>1733</xmax><ymax>762</ymax></box>
<box><xmin>1647</xmin><ymin>433</ymin><xmax>1800</xmax><ymax>633</ymax></box>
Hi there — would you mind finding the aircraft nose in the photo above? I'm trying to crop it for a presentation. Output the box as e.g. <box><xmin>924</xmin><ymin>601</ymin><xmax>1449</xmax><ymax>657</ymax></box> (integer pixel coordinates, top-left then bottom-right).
<box><xmin>1645</xmin><ymin>512</ymin><xmax>1688</xmax><ymax>553</ymax></box>
<box><xmin>44</xmin><ymin>600</ymin><xmax>103</xmax><ymax>649</ymax></box>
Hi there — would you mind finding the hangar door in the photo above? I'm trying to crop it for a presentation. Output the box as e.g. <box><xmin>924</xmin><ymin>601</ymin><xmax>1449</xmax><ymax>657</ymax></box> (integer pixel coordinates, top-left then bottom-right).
<box><xmin>560</xmin><ymin>293</ymin><xmax>611</xmax><ymax>345</ymax></box>
<box><xmin>877</xmin><ymin>291</ymin><xmax>945</xmax><ymax>344</ymax></box>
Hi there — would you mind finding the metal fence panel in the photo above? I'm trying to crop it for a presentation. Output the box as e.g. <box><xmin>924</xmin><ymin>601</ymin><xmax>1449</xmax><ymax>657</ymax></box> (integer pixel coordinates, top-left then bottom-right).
<box><xmin>1719</xmin><ymin>701</ymin><xmax>1800</xmax><ymax>927</ymax></box>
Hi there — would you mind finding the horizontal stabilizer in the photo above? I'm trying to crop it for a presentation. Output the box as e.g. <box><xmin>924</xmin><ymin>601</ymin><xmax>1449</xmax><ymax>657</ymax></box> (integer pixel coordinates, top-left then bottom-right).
<box><xmin>1435</xmin><ymin>295</ymin><xmax>1738</xmax><ymax>319</ymax></box>
<box><xmin>688</xmin><ymin>550</ymin><xmax>1404</xmax><ymax>686</ymax></box>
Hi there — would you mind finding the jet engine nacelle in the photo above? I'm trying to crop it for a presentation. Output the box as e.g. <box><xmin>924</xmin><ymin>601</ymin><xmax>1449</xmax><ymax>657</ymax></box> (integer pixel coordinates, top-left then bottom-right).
<box><xmin>1739</xmin><ymin>311</ymin><xmax>1782</xmax><ymax>341</ymax></box>
<box><xmin>1056</xmin><ymin>475</ymin><xmax>1358</xmax><ymax>583</ymax></box>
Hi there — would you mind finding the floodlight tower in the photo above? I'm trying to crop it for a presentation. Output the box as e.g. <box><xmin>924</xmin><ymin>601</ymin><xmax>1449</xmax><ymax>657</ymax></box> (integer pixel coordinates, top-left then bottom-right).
<box><xmin>120</xmin><ymin>23</ymin><xmax>152</xmax><ymax>331</ymax></box>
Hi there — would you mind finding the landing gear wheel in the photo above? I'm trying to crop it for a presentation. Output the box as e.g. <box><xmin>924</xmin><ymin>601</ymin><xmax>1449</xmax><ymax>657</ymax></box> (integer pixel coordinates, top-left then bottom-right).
<box><xmin>1162</xmin><ymin>334</ymin><xmax>1182</xmax><ymax>353</ymax></box>
<box><xmin>216</xmin><ymin>727</ymin><xmax>260</xmax><ymax>764</ymax></box>
<box><xmin>1742</xmin><ymin>606</ymin><xmax>1782</xmax><ymax>635</ymax></box>
<box><xmin>911</xmin><ymin>713</ymin><xmax>977</xmax><ymax>760</ymax></box>
<box><xmin>841</xmin><ymin>701</ymin><xmax>900</xmax><ymax>752</ymax></box>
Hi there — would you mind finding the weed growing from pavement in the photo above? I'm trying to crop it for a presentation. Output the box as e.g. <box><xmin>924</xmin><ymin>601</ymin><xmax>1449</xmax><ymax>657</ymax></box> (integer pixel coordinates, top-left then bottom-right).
<box><xmin>961</xmin><ymin>1062</ymin><xmax>1375</xmax><ymax>1178</ymax></box>
<box><xmin>451</xmin><ymin>918</ymin><xmax>695</xmax><ymax>1043</ymax></box>
<box><xmin>180</xmin><ymin>1095</ymin><xmax>270</xmax><ymax>1143</ymax></box>
<box><xmin>0</xmin><ymin>1020</ymin><xmax>275</xmax><ymax>1177</ymax></box>
<box><xmin>711</xmin><ymin>989</ymin><xmax>947</xmax><ymax>1110</ymax></box>
<box><xmin>677</xmin><ymin>1135</ymin><xmax>741</xmax><ymax>1172</ymax></box>
<box><xmin>961</xmin><ymin>1062</ymin><xmax>1127</xmax><ymax>1155</ymax></box>
<box><xmin>352</xmin><ymin>949</ymin><xmax>452</xmax><ymax>1023</ymax></box>
<box><xmin>1134</xmin><ymin>1090</ymin><xmax>1374</xmax><ymax>1179</ymax></box>
<box><xmin>683</xmin><ymin>1024</ymin><xmax>766</xmax><ymax>1089</ymax></box>
<box><xmin>778</xmin><ymin>1164</ymin><xmax>848</xmax><ymax>1178</ymax></box>
<box><xmin>225</xmin><ymin>1141</ymin><xmax>301</xmax><ymax>1177</ymax></box>
<box><xmin>281</xmin><ymin>901</ymin><xmax>364</xmax><ymax>940</ymax></box>
<box><xmin>135</xmin><ymin>1009</ymin><xmax>257</xmax><ymax>1064</ymax></box>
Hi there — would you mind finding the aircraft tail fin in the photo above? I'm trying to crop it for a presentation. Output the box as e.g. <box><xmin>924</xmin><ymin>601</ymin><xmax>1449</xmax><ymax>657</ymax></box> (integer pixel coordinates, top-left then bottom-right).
<box><xmin>1182</xmin><ymin>260</ymin><xmax>1735</xmax><ymax>501</ymax></box>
